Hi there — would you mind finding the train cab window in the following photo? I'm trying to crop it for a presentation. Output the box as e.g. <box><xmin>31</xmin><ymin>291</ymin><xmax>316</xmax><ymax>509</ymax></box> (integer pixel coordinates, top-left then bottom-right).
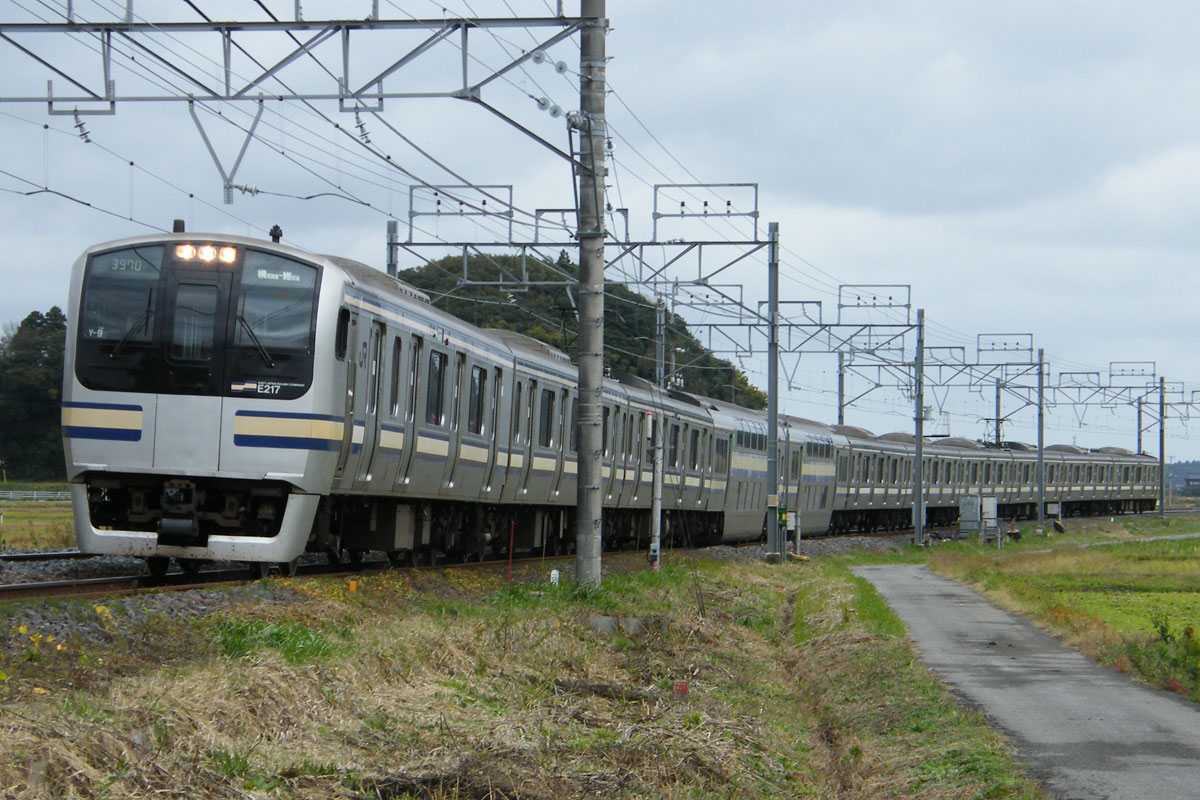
<box><xmin>467</xmin><ymin>366</ymin><xmax>486</xmax><ymax>435</ymax></box>
<box><xmin>426</xmin><ymin>350</ymin><xmax>446</xmax><ymax>425</ymax></box>
<box><xmin>538</xmin><ymin>388</ymin><xmax>555</xmax><ymax>447</ymax></box>
<box><xmin>335</xmin><ymin>308</ymin><xmax>350</xmax><ymax>360</ymax></box>
<box><xmin>170</xmin><ymin>284</ymin><xmax>218</xmax><ymax>361</ymax></box>
<box><xmin>389</xmin><ymin>337</ymin><xmax>402</xmax><ymax>416</ymax></box>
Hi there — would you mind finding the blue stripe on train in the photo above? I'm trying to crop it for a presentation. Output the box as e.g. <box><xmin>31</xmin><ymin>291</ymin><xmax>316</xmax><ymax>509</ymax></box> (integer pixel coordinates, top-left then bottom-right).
<box><xmin>63</xmin><ymin>425</ymin><xmax>141</xmax><ymax>442</ymax></box>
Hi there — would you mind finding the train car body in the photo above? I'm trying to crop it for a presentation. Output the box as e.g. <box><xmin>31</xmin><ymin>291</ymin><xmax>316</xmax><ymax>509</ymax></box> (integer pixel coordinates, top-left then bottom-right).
<box><xmin>62</xmin><ymin>233</ymin><xmax>1160</xmax><ymax>571</ymax></box>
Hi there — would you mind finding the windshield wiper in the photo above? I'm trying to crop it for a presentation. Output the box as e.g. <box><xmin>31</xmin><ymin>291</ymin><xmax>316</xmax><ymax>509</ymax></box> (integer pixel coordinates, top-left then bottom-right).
<box><xmin>110</xmin><ymin>293</ymin><xmax>153</xmax><ymax>359</ymax></box>
<box><xmin>237</xmin><ymin>316</ymin><xmax>276</xmax><ymax>368</ymax></box>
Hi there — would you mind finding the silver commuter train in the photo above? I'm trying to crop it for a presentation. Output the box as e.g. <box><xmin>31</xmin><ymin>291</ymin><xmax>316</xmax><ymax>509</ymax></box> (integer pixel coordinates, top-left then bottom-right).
<box><xmin>62</xmin><ymin>232</ymin><xmax>1159</xmax><ymax>574</ymax></box>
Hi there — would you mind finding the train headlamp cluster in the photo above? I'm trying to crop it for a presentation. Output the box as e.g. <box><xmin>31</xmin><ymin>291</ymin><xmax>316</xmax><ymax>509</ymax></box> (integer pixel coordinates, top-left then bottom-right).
<box><xmin>175</xmin><ymin>243</ymin><xmax>237</xmax><ymax>264</ymax></box>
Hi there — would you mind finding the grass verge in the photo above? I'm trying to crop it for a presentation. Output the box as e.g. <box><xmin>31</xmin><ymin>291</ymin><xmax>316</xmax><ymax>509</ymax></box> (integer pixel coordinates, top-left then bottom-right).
<box><xmin>0</xmin><ymin>553</ymin><xmax>1046</xmax><ymax>799</ymax></box>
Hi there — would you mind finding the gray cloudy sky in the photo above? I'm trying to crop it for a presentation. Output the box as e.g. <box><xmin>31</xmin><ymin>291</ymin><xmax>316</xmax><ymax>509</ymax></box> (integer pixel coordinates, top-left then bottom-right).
<box><xmin>3</xmin><ymin>1</ymin><xmax>1200</xmax><ymax>458</ymax></box>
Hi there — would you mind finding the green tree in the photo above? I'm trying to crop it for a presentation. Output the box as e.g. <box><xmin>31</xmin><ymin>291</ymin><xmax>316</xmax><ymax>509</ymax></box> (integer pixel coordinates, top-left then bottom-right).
<box><xmin>0</xmin><ymin>307</ymin><xmax>67</xmax><ymax>480</ymax></box>
<box><xmin>398</xmin><ymin>254</ymin><xmax>767</xmax><ymax>409</ymax></box>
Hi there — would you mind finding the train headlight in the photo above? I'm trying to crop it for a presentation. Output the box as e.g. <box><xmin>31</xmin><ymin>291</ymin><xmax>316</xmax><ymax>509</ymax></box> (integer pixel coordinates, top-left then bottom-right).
<box><xmin>218</xmin><ymin>246</ymin><xmax>238</xmax><ymax>264</ymax></box>
<box><xmin>175</xmin><ymin>244</ymin><xmax>197</xmax><ymax>260</ymax></box>
<box><xmin>197</xmin><ymin>245</ymin><xmax>217</xmax><ymax>262</ymax></box>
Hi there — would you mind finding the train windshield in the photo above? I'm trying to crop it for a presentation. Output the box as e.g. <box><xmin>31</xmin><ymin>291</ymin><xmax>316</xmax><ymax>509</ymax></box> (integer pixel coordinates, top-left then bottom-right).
<box><xmin>75</xmin><ymin>243</ymin><xmax>320</xmax><ymax>398</ymax></box>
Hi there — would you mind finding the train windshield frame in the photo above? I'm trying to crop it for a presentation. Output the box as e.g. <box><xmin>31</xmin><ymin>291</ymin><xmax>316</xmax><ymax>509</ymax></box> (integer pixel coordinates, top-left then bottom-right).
<box><xmin>75</xmin><ymin>243</ymin><xmax>321</xmax><ymax>399</ymax></box>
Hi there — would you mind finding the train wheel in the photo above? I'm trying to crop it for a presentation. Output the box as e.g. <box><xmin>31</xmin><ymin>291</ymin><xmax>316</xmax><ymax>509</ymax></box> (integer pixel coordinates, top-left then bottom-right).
<box><xmin>178</xmin><ymin>559</ymin><xmax>202</xmax><ymax>579</ymax></box>
<box><xmin>386</xmin><ymin>550</ymin><xmax>411</xmax><ymax>568</ymax></box>
<box><xmin>248</xmin><ymin>562</ymin><xmax>272</xmax><ymax>580</ymax></box>
<box><xmin>277</xmin><ymin>560</ymin><xmax>298</xmax><ymax>577</ymax></box>
<box><xmin>325</xmin><ymin>546</ymin><xmax>343</xmax><ymax>565</ymax></box>
<box><xmin>146</xmin><ymin>556</ymin><xmax>170</xmax><ymax>579</ymax></box>
<box><xmin>348</xmin><ymin>549</ymin><xmax>364</xmax><ymax>566</ymax></box>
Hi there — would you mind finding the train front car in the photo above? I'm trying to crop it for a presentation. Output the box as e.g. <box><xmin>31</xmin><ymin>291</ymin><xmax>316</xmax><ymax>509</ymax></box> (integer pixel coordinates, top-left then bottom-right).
<box><xmin>63</xmin><ymin>233</ymin><xmax>337</xmax><ymax>574</ymax></box>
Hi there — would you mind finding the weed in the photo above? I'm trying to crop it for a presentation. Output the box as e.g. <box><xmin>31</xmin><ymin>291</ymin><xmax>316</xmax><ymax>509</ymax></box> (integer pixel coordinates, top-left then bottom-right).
<box><xmin>210</xmin><ymin>617</ymin><xmax>343</xmax><ymax>664</ymax></box>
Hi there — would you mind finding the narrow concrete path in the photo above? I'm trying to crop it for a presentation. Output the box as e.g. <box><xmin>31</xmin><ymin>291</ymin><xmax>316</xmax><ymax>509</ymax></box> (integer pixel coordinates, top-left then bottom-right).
<box><xmin>851</xmin><ymin>564</ymin><xmax>1200</xmax><ymax>800</ymax></box>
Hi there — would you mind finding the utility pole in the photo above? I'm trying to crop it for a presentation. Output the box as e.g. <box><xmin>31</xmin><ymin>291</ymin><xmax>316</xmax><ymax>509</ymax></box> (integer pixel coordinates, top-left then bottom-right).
<box><xmin>650</xmin><ymin>300</ymin><xmax>665</xmax><ymax>571</ymax></box>
<box><xmin>995</xmin><ymin>381</ymin><xmax>1003</xmax><ymax>445</ymax></box>
<box><xmin>765</xmin><ymin>222</ymin><xmax>783</xmax><ymax>563</ymax></box>
<box><xmin>912</xmin><ymin>308</ymin><xmax>926</xmax><ymax>544</ymax></box>
<box><xmin>1037</xmin><ymin>348</ymin><xmax>1045</xmax><ymax>529</ymax></box>
<box><xmin>386</xmin><ymin>220</ymin><xmax>398</xmax><ymax>277</ymax></box>
<box><xmin>1132</xmin><ymin>398</ymin><xmax>1142</xmax><ymax>453</ymax></box>
<box><xmin>575</xmin><ymin>0</ymin><xmax>606</xmax><ymax>586</ymax></box>
<box><xmin>1159</xmin><ymin>376</ymin><xmax>1166</xmax><ymax>517</ymax></box>
<box><xmin>837</xmin><ymin>352</ymin><xmax>846</xmax><ymax>426</ymax></box>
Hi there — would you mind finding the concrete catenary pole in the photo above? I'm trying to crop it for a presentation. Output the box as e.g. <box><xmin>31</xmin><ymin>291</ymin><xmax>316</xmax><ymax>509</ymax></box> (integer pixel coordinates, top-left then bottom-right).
<box><xmin>386</xmin><ymin>220</ymin><xmax>398</xmax><ymax>277</ymax></box>
<box><xmin>1137</xmin><ymin>397</ymin><xmax>1143</xmax><ymax>454</ymax></box>
<box><xmin>995</xmin><ymin>381</ymin><xmax>1003</xmax><ymax>446</ymax></box>
<box><xmin>1032</xmin><ymin>350</ymin><xmax>1041</xmax><ymax>532</ymax></box>
<box><xmin>912</xmin><ymin>309</ymin><xmax>926</xmax><ymax>544</ymax></box>
<box><xmin>575</xmin><ymin>0</ymin><xmax>606</xmax><ymax>586</ymax></box>
<box><xmin>1159</xmin><ymin>376</ymin><xmax>1166</xmax><ymax>517</ymax></box>
<box><xmin>765</xmin><ymin>222</ymin><xmax>782</xmax><ymax>563</ymax></box>
<box><xmin>1037</xmin><ymin>348</ymin><xmax>1046</xmax><ymax>529</ymax></box>
<box><xmin>837</xmin><ymin>351</ymin><xmax>846</xmax><ymax>426</ymax></box>
<box><xmin>650</xmin><ymin>300</ymin><xmax>665</xmax><ymax>570</ymax></box>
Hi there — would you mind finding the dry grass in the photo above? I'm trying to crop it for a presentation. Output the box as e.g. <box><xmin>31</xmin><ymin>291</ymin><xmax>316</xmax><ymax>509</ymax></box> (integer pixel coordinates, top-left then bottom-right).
<box><xmin>0</xmin><ymin>555</ymin><xmax>1047</xmax><ymax>799</ymax></box>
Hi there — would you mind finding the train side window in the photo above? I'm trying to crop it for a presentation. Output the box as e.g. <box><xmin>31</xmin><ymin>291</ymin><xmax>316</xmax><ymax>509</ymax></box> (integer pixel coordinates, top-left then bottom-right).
<box><xmin>970</xmin><ymin>462</ymin><xmax>979</xmax><ymax>484</ymax></box>
<box><xmin>408</xmin><ymin>336</ymin><xmax>422</xmax><ymax>423</ymax></box>
<box><xmin>467</xmin><ymin>366</ymin><xmax>486</xmax><ymax>435</ymax></box>
<box><xmin>689</xmin><ymin>428</ymin><xmax>700</xmax><ymax>469</ymax></box>
<box><xmin>890</xmin><ymin>459</ymin><xmax>898</xmax><ymax>484</ymax></box>
<box><xmin>512</xmin><ymin>381</ymin><xmax>524</xmax><ymax>444</ymax></box>
<box><xmin>538</xmin><ymin>388</ymin><xmax>555</xmax><ymax>447</ymax></box>
<box><xmin>426</xmin><ymin>350</ymin><xmax>446</xmax><ymax>425</ymax></box>
<box><xmin>602</xmin><ymin>407</ymin><xmax>610</xmax><ymax>457</ymax></box>
<box><xmin>668</xmin><ymin>424</ymin><xmax>680</xmax><ymax>467</ymax></box>
<box><xmin>335</xmin><ymin>308</ymin><xmax>350</xmax><ymax>360</ymax></box>
<box><xmin>389</xmin><ymin>337</ymin><xmax>402</xmax><ymax>417</ymax></box>
<box><xmin>527</xmin><ymin>380</ymin><xmax>538</xmax><ymax>446</ymax></box>
<box><xmin>569</xmin><ymin>396</ymin><xmax>579</xmax><ymax>453</ymax></box>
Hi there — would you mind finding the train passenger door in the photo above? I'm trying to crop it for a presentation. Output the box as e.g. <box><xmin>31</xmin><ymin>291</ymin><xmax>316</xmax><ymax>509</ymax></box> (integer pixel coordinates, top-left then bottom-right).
<box><xmin>482</xmin><ymin>366</ymin><xmax>504</xmax><ymax>499</ymax></box>
<box><xmin>334</xmin><ymin>310</ymin><xmax>358</xmax><ymax>480</ymax></box>
<box><xmin>499</xmin><ymin>374</ymin><xmax>525</xmax><ymax>503</ymax></box>
<box><xmin>155</xmin><ymin>269</ymin><xmax>234</xmax><ymax>471</ymax></box>
<box><xmin>441</xmin><ymin>353</ymin><xmax>468</xmax><ymax>492</ymax></box>
<box><xmin>355</xmin><ymin>320</ymin><xmax>385</xmax><ymax>483</ymax></box>
<box><xmin>395</xmin><ymin>335</ymin><xmax>422</xmax><ymax>486</ymax></box>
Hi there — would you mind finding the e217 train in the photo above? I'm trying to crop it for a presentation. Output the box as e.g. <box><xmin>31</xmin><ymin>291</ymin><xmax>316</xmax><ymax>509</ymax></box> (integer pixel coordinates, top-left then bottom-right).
<box><xmin>61</xmin><ymin>231</ymin><xmax>1160</xmax><ymax>575</ymax></box>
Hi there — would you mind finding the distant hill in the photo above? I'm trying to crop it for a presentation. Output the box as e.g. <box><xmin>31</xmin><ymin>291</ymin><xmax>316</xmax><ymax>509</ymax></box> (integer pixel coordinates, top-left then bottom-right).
<box><xmin>398</xmin><ymin>252</ymin><xmax>767</xmax><ymax>410</ymax></box>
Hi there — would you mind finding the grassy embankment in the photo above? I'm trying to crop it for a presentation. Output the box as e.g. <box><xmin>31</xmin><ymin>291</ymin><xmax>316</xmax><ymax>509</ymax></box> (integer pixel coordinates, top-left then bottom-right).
<box><xmin>0</xmin><ymin>553</ymin><xmax>1046</xmax><ymax>799</ymax></box>
<box><xmin>905</xmin><ymin>514</ymin><xmax>1200</xmax><ymax>701</ymax></box>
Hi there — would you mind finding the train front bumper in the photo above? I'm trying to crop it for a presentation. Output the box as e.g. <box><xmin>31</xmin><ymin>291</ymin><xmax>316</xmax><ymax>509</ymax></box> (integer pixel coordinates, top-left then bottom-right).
<box><xmin>71</xmin><ymin>485</ymin><xmax>319</xmax><ymax>563</ymax></box>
